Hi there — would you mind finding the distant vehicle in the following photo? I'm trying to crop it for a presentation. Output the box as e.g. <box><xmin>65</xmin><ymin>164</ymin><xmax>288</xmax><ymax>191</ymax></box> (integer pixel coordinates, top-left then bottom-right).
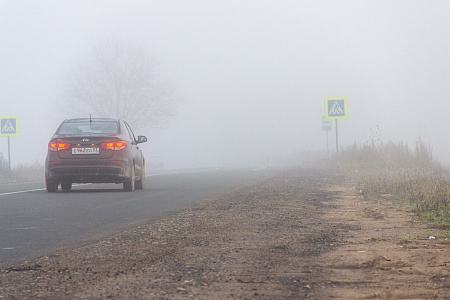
<box><xmin>148</xmin><ymin>156</ymin><xmax>164</xmax><ymax>170</ymax></box>
<box><xmin>45</xmin><ymin>118</ymin><xmax>147</xmax><ymax>192</ymax></box>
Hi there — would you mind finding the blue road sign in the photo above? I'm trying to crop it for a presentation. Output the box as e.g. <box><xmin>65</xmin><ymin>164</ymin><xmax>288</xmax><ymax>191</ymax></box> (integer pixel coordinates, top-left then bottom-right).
<box><xmin>324</xmin><ymin>97</ymin><xmax>347</xmax><ymax>120</ymax></box>
<box><xmin>0</xmin><ymin>117</ymin><xmax>18</xmax><ymax>136</ymax></box>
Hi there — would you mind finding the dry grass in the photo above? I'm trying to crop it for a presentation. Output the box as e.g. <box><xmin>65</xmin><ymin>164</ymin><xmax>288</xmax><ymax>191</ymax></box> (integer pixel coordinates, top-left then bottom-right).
<box><xmin>334</xmin><ymin>138</ymin><xmax>450</xmax><ymax>227</ymax></box>
<box><xmin>0</xmin><ymin>159</ymin><xmax>44</xmax><ymax>183</ymax></box>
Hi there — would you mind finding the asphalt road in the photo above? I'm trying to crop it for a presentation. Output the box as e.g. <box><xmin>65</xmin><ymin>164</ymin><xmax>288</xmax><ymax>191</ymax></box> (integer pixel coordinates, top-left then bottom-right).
<box><xmin>0</xmin><ymin>168</ymin><xmax>277</xmax><ymax>267</ymax></box>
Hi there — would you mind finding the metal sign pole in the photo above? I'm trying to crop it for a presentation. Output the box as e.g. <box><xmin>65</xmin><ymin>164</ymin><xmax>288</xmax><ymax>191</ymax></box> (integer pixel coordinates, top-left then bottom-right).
<box><xmin>322</xmin><ymin>116</ymin><xmax>332</xmax><ymax>159</ymax></box>
<box><xmin>324</xmin><ymin>97</ymin><xmax>346</xmax><ymax>161</ymax></box>
<box><xmin>1</xmin><ymin>117</ymin><xmax>19</xmax><ymax>172</ymax></box>
<box><xmin>335</xmin><ymin>120</ymin><xmax>339</xmax><ymax>155</ymax></box>
<box><xmin>8</xmin><ymin>136</ymin><xmax>11</xmax><ymax>172</ymax></box>
<box><xmin>326</xmin><ymin>131</ymin><xmax>329</xmax><ymax>159</ymax></box>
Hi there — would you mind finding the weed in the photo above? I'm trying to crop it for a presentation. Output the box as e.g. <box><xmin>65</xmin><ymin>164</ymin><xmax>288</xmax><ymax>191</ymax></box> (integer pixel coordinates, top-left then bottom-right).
<box><xmin>441</xmin><ymin>231</ymin><xmax>450</xmax><ymax>240</ymax></box>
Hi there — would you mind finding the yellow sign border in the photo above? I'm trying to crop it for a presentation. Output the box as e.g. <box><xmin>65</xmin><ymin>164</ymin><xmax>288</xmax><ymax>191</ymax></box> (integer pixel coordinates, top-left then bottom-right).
<box><xmin>324</xmin><ymin>97</ymin><xmax>347</xmax><ymax>120</ymax></box>
<box><xmin>0</xmin><ymin>116</ymin><xmax>19</xmax><ymax>136</ymax></box>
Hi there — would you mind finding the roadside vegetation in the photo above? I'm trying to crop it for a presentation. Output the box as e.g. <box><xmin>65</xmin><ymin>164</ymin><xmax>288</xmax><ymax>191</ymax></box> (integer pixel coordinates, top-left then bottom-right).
<box><xmin>0</xmin><ymin>153</ymin><xmax>43</xmax><ymax>183</ymax></box>
<box><xmin>334</xmin><ymin>136</ymin><xmax>450</xmax><ymax>228</ymax></box>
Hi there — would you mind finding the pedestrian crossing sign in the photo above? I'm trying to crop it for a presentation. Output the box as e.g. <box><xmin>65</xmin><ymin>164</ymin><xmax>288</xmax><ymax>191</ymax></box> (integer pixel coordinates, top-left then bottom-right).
<box><xmin>324</xmin><ymin>97</ymin><xmax>347</xmax><ymax>120</ymax></box>
<box><xmin>0</xmin><ymin>117</ymin><xmax>19</xmax><ymax>136</ymax></box>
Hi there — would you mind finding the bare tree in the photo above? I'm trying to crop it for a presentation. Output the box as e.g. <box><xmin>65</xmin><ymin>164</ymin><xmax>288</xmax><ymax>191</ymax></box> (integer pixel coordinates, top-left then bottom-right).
<box><xmin>63</xmin><ymin>39</ymin><xmax>177</xmax><ymax>129</ymax></box>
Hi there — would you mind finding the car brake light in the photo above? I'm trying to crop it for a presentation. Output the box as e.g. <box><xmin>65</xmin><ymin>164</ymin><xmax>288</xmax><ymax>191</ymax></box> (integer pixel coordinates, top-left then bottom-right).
<box><xmin>101</xmin><ymin>140</ymin><xmax>128</xmax><ymax>151</ymax></box>
<box><xmin>48</xmin><ymin>141</ymin><xmax>71</xmax><ymax>151</ymax></box>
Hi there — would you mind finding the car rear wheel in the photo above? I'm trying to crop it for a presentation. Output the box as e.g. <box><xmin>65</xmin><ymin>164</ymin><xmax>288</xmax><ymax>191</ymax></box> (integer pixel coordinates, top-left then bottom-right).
<box><xmin>61</xmin><ymin>181</ymin><xmax>72</xmax><ymax>192</ymax></box>
<box><xmin>135</xmin><ymin>167</ymin><xmax>144</xmax><ymax>190</ymax></box>
<box><xmin>123</xmin><ymin>166</ymin><xmax>135</xmax><ymax>192</ymax></box>
<box><xmin>46</xmin><ymin>180</ymin><xmax>58</xmax><ymax>193</ymax></box>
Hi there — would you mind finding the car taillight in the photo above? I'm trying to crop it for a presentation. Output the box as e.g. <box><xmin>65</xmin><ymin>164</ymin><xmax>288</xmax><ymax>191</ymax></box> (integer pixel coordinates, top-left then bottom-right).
<box><xmin>101</xmin><ymin>140</ymin><xmax>128</xmax><ymax>151</ymax></box>
<box><xmin>48</xmin><ymin>141</ymin><xmax>71</xmax><ymax>151</ymax></box>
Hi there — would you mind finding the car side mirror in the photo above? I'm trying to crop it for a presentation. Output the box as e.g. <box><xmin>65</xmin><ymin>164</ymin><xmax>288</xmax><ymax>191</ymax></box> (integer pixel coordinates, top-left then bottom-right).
<box><xmin>137</xmin><ymin>135</ymin><xmax>147</xmax><ymax>144</ymax></box>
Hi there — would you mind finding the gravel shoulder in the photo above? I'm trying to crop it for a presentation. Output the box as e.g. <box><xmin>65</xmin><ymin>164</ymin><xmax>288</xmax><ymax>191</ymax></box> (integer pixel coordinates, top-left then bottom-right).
<box><xmin>1</xmin><ymin>168</ymin><xmax>450</xmax><ymax>299</ymax></box>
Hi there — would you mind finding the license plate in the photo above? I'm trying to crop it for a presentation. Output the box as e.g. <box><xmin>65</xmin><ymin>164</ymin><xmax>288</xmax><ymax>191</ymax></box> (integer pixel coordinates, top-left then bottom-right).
<box><xmin>72</xmin><ymin>147</ymin><xmax>100</xmax><ymax>155</ymax></box>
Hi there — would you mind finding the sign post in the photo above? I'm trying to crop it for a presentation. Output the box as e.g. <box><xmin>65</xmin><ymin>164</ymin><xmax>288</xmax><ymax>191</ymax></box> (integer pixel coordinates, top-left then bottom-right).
<box><xmin>322</xmin><ymin>116</ymin><xmax>332</xmax><ymax>158</ymax></box>
<box><xmin>1</xmin><ymin>117</ymin><xmax>19</xmax><ymax>171</ymax></box>
<box><xmin>324</xmin><ymin>97</ymin><xmax>347</xmax><ymax>155</ymax></box>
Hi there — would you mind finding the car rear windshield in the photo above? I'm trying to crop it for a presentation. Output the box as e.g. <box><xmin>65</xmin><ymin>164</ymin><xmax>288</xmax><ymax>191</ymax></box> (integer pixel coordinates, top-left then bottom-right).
<box><xmin>57</xmin><ymin>121</ymin><xmax>119</xmax><ymax>135</ymax></box>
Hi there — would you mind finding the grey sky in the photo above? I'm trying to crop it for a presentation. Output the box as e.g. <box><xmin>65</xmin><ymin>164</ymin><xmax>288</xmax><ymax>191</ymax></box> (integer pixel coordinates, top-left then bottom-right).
<box><xmin>1</xmin><ymin>1</ymin><xmax>450</xmax><ymax>168</ymax></box>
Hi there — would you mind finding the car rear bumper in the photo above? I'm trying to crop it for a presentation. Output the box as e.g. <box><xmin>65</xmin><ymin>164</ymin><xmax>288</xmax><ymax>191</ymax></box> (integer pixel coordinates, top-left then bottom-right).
<box><xmin>46</xmin><ymin>165</ymin><xmax>129</xmax><ymax>184</ymax></box>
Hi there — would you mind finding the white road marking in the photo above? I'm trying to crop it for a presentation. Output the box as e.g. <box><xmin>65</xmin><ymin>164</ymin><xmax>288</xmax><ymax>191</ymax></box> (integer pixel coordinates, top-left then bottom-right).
<box><xmin>0</xmin><ymin>170</ymin><xmax>212</xmax><ymax>197</ymax></box>
<box><xmin>0</xmin><ymin>183</ymin><xmax>91</xmax><ymax>197</ymax></box>
<box><xmin>0</xmin><ymin>188</ymin><xmax>46</xmax><ymax>196</ymax></box>
<box><xmin>14</xmin><ymin>227</ymin><xmax>38</xmax><ymax>230</ymax></box>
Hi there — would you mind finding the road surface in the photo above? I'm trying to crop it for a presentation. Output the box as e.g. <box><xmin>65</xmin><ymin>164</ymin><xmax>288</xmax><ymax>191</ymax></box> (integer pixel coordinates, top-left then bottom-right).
<box><xmin>0</xmin><ymin>168</ymin><xmax>276</xmax><ymax>267</ymax></box>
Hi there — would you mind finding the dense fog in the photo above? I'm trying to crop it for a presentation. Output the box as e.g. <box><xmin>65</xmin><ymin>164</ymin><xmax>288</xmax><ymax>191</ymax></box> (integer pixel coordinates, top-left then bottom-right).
<box><xmin>1</xmin><ymin>1</ymin><xmax>450</xmax><ymax>169</ymax></box>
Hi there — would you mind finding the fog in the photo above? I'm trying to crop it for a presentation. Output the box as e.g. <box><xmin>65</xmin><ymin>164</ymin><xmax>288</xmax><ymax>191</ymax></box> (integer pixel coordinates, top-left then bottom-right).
<box><xmin>1</xmin><ymin>1</ymin><xmax>450</xmax><ymax>169</ymax></box>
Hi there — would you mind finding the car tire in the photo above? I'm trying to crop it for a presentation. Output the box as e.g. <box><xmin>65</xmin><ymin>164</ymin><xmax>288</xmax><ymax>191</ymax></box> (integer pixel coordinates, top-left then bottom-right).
<box><xmin>61</xmin><ymin>181</ymin><xmax>72</xmax><ymax>192</ymax></box>
<box><xmin>46</xmin><ymin>180</ymin><xmax>58</xmax><ymax>193</ymax></box>
<box><xmin>123</xmin><ymin>166</ymin><xmax>135</xmax><ymax>192</ymax></box>
<box><xmin>135</xmin><ymin>167</ymin><xmax>144</xmax><ymax>190</ymax></box>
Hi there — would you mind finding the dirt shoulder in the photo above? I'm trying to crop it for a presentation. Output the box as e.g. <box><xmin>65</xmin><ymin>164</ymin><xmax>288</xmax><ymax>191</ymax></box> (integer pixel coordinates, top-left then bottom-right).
<box><xmin>1</xmin><ymin>168</ymin><xmax>450</xmax><ymax>299</ymax></box>
<box><xmin>321</xmin><ymin>183</ymin><xmax>450</xmax><ymax>299</ymax></box>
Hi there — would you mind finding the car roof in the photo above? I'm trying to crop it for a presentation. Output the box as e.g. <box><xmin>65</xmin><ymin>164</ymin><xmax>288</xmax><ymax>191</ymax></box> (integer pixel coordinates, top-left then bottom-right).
<box><xmin>63</xmin><ymin>118</ymin><xmax>120</xmax><ymax>123</ymax></box>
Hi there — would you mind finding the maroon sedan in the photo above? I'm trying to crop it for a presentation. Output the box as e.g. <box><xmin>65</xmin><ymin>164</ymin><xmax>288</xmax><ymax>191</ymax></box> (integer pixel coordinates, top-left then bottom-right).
<box><xmin>45</xmin><ymin>118</ymin><xmax>147</xmax><ymax>192</ymax></box>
